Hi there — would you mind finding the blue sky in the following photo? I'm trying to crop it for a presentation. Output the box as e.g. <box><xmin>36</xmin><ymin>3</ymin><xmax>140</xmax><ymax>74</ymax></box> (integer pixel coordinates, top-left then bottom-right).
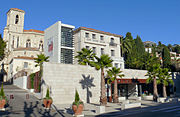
<box><xmin>0</xmin><ymin>0</ymin><xmax>179</xmax><ymax>45</ymax></box>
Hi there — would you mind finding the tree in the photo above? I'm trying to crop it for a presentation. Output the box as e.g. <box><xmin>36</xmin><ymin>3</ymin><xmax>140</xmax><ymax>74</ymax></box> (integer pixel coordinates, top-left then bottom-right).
<box><xmin>157</xmin><ymin>68</ymin><xmax>173</xmax><ymax>98</ymax></box>
<box><xmin>120</xmin><ymin>37</ymin><xmax>132</xmax><ymax>57</ymax></box>
<box><xmin>91</xmin><ymin>54</ymin><xmax>113</xmax><ymax>106</ymax></box>
<box><xmin>174</xmin><ymin>45</ymin><xmax>180</xmax><ymax>54</ymax></box>
<box><xmin>0</xmin><ymin>34</ymin><xmax>6</xmax><ymax>61</ymax></box>
<box><xmin>34</xmin><ymin>54</ymin><xmax>49</xmax><ymax>78</ymax></box>
<box><xmin>146</xmin><ymin>64</ymin><xmax>161</xmax><ymax>101</ymax></box>
<box><xmin>107</xmin><ymin>67</ymin><xmax>124</xmax><ymax>103</ymax></box>
<box><xmin>75</xmin><ymin>48</ymin><xmax>95</xmax><ymax>65</ymax></box>
<box><xmin>162</xmin><ymin>46</ymin><xmax>171</xmax><ymax>69</ymax></box>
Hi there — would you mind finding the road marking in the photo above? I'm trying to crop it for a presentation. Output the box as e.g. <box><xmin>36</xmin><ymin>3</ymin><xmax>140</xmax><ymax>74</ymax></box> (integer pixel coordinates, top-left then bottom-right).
<box><xmin>165</xmin><ymin>108</ymin><xmax>180</xmax><ymax>112</ymax></box>
<box><xmin>151</xmin><ymin>106</ymin><xmax>180</xmax><ymax>112</ymax></box>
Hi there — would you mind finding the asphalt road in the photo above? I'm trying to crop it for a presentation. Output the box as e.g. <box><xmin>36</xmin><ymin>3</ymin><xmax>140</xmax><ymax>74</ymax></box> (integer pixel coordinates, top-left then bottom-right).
<box><xmin>98</xmin><ymin>102</ymin><xmax>180</xmax><ymax>117</ymax></box>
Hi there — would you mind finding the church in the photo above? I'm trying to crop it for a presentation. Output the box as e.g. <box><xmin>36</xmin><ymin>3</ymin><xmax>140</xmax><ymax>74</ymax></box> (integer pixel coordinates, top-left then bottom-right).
<box><xmin>1</xmin><ymin>8</ymin><xmax>44</xmax><ymax>82</ymax></box>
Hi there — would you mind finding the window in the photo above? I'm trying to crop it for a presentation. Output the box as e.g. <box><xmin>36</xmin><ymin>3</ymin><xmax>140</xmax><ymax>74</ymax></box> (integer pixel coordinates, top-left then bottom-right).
<box><xmin>115</xmin><ymin>63</ymin><xmax>118</xmax><ymax>68</ymax></box>
<box><xmin>111</xmin><ymin>50</ymin><xmax>115</xmax><ymax>56</ymax></box>
<box><xmin>100</xmin><ymin>35</ymin><xmax>104</xmax><ymax>40</ymax></box>
<box><xmin>12</xmin><ymin>36</ymin><xmax>15</xmax><ymax>48</ymax></box>
<box><xmin>86</xmin><ymin>46</ymin><xmax>90</xmax><ymax>49</ymax></box>
<box><xmin>15</xmin><ymin>15</ymin><xmax>19</xmax><ymax>24</ymax></box>
<box><xmin>93</xmin><ymin>47</ymin><xmax>96</xmax><ymax>54</ymax></box>
<box><xmin>101</xmin><ymin>48</ymin><xmax>104</xmax><ymax>55</ymax></box>
<box><xmin>17</xmin><ymin>36</ymin><xmax>19</xmax><ymax>48</ymax></box>
<box><xmin>92</xmin><ymin>34</ymin><xmax>96</xmax><ymax>39</ymax></box>
<box><xmin>39</xmin><ymin>40</ymin><xmax>43</xmax><ymax>50</ymax></box>
<box><xmin>111</xmin><ymin>38</ymin><xmax>114</xmax><ymax>43</ymax></box>
<box><xmin>26</xmin><ymin>39</ymin><xmax>31</xmax><ymax>48</ymax></box>
<box><xmin>24</xmin><ymin>62</ymin><xmax>28</xmax><ymax>68</ymax></box>
<box><xmin>85</xmin><ymin>33</ymin><xmax>89</xmax><ymax>38</ymax></box>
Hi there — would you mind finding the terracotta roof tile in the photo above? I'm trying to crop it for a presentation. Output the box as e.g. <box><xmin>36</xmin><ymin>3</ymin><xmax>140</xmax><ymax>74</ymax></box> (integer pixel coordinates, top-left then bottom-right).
<box><xmin>14</xmin><ymin>47</ymin><xmax>39</xmax><ymax>51</ymax></box>
<box><xmin>24</xmin><ymin>29</ymin><xmax>44</xmax><ymax>34</ymax></box>
<box><xmin>14</xmin><ymin>56</ymin><xmax>36</xmax><ymax>60</ymax></box>
<box><xmin>74</xmin><ymin>27</ymin><xmax>122</xmax><ymax>38</ymax></box>
<box><xmin>8</xmin><ymin>8</ymin><xmax>25</xmax><ymax>13</ymax></box>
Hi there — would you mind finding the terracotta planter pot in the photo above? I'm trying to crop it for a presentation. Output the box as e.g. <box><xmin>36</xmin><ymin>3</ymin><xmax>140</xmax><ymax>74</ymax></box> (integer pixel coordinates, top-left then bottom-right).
<box><xmin>43</xmin><ymin>99</ymin><xmax>52</xmax><ymax>108</ymax></box>
<box><xmin>72</xmin><ymin>104</ymin><xmax>84</xmax><ymax>115</ymax></box>
<box><xmin>109</xmin><ymin>96</ymin><xmax>112</xmax><ymax>102</ymax></box>
<box><xmin>0</xmin><ymin>99</ymin><xmax>6</xmax><ymax>109</ymax></box>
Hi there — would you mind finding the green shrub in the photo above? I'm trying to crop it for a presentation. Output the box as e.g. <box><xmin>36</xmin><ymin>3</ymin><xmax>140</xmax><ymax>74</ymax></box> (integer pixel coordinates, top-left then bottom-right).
<box><xmin>30</xmin><ymin>73</ymin><xmax>35</xmax><ymax>89</ymax></box>
<box><xmin>72</xmin><ymin>90</ymin><xmax>83</xmax><ymax>106</ymax></box>
<box><xmin>44</xmin><ymin>88</ymin><xmax>52</xmax><ymax>100</ymax></box>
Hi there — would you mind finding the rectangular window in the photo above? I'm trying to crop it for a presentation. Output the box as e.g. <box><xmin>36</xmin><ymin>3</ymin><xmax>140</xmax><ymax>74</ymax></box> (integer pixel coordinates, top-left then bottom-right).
<box><xmin>93</xmin><ymin>47</ymin><xmax>96</xmax><ymax>54</ymax></box>
<box><xmin>111</xmin><ymin>50</ymin><xmax>115</xmax><ymax>56</ymax></box>
<box><xmin>61</xmin><ymin>48</ymin><xmax>73</xmax><ymax>64</ymax></box>
<box><xmin>101</xmin><ymin>48</ymin><xmax>104</xmax><ymax>55</ymax></box>
<box><xmin>17</xmin><ymin>36</ymin><xmax>19</xmax><ymax>48</ymax></box>
<box><xmin>85</xmin><ymin>33</ymin><xmax>89</xmax><ymax>38</ymax></box>
<box><xmin>24</xmin><ymin>62</ymin><xmax>28</xmax><ymax>68</ymax></box>
<box><xmin>86</xmin><ymin>46</ymin><xmax>90</xmax><ymax>50</ymax></box>
<box><xmin>115</xmin><ymin>63</ymin><xmax>118</xmax><ymax>68</ymax></box>
<box><xmin>100</xmin><ymin>35</ymin><xmax>104</xmax><ymax>40</ymax></box>
<box><xmin>92</xmin><ymin>34</ymin><xmax>96</xmax><ymax>39</ymax></box>
<box><xmin>61</xmin><ymin>26</ymin><xmax>73</xmax><ymax>47</ymax></box>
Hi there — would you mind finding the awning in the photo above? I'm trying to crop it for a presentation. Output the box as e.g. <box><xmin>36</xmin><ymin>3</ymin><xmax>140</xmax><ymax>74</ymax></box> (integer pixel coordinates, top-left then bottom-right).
<box><xmin>115</xmin><ymin>79</ymin><xmax>147</xmax><ymax>84</ymax></box>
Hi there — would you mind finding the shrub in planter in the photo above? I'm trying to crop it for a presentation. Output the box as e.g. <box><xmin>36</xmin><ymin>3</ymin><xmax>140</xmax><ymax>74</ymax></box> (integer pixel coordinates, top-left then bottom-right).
<box><xmin>72</xmin><ymin>90</ymin><xmax>84</xmax><ymax>116</ymax></box>
<box><xmin>43</xmin><ymin>88</ymin><xmax>52</xmax><ymax>109</ymax></box>
<box><xmin>0</xmin><ymin>84</ymin><xmax>7</xmax><ymax>109</ymax></box>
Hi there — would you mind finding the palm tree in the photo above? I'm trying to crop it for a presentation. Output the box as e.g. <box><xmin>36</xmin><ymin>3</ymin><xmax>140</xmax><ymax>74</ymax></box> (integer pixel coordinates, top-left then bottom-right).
<box><xmin>120</xmin><ymin>37</ymin><xmax>132</xmax><ymax>57</ymax></box>
<box><xmin>91</xmin><ymin>54</ymin><xmax>113</xmax><ymax>106</ymax></box>
<box><xmin>146</xmin><ymin>64</ymin><xmax>161</xmax><ymax>101</ymax></box>
<box><xmin>75</xmin><ymin>48</ymin><xmax>95</xmax><ymax>65</ymax></box>
<box><xmin>158</xmin><ymin>68</ymin><xmax>173</xmax><ymax>98</ymax></box>
<box><xmin>34</xmin><ymin>54</ymin><xmax>49</xmax><ymax>78</ymax></box>
<box><xmin>107</xmin><ymin>67</ymin><xmax>124</xmax><ymax>103</ymax></box>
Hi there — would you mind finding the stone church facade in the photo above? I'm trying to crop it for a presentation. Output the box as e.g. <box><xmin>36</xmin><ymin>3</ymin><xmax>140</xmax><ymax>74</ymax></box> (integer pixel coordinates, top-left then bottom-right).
<box><xmin>2</xmin><ymin>8</ymin><xmax>44</xmax><ymax>81</ymax></box>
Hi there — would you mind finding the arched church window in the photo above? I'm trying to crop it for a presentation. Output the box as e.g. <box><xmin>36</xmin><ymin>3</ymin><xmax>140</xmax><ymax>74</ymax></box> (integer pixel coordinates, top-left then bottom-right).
<box><xmin>15</xmin><ymin>15</ymin><xmax>19</xmax><ymax>24</ymax></box>
<box><xmin>26</xmin><ymin>39</ymin><xmax>31</xmax><ymax>48</ymax></box>
<box><xmin>39</xmin><ymin>40</ymin><xmax>43</xmax><ymax>51</ymax></box>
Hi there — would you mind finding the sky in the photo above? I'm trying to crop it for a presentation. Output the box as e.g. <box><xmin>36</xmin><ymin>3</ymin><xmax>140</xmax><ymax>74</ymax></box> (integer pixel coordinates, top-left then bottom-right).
<box><xmin>0</xmin><ymin>0</ymin><xmax>179</xmax><ymax>45</ymax></box>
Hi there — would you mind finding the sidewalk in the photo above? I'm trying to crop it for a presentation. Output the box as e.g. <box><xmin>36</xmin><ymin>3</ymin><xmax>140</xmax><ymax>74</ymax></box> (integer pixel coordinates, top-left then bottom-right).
<box><xmin>54</xmin><ymin>99</ymin><xmax>177</xmax><ymax>117</ymax></box>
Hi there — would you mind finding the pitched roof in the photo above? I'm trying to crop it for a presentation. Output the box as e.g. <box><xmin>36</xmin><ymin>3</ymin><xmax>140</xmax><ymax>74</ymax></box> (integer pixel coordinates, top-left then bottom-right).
<box><xmin>8</xmin><ymin>8</ymin><xmax>25</xmax><ymax>13</ymax></box>
<box><xmin>14</xmin><ymin>47</ymin><xmax>39</xmax><ymax>51</ymax></box>
<box><xmin>24</xmin><ymin>29</ymin><xmax>44</xmax><ymax>34</ymax></box>
<box><xmin>74</xmin><ymin>27</ymin><xmax>122</xmax><ymax>38</ymax></box>
<box><xmin>14</xmin><ymin>56</ymin><xmax>36</xmax><ymax>60</ymax></box>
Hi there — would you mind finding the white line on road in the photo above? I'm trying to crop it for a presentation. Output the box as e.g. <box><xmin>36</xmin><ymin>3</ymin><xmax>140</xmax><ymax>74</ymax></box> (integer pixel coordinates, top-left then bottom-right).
<box><xmin>151</xmin><ymin>106</ymin><xmax>180</xmax><ymax>112</ymax></box>
<box><xmin>165</xmin><ymin>108</ymin><xmax>180</xmax><ymax>112</ymax></box>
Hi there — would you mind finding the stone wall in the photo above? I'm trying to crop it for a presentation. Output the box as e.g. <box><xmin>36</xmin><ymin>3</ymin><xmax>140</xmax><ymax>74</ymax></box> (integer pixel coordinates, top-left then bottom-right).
<box><xmin>13</xmin><ymin>76</ymin><xmax>27</xmax><ymax>89</ymax></box>
<box><xmin>42</xmin><ymin>62</ymin><xmax>101</xmax><ymax>105</ymax></box>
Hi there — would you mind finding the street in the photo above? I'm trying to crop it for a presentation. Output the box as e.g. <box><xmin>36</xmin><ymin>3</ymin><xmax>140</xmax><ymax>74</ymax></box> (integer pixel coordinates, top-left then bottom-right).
<box><xmin>98</xmin><ymin>102</ymin><xmax>180</xmax><ymax>117</ymax></box>
<box><xmin>0</xmin><ymin>83</ymin><xmax>59</xmax><ymax>117</ymax></box>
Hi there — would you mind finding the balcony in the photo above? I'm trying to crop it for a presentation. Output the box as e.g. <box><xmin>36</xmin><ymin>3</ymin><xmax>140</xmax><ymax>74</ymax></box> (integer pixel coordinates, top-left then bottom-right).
<box><xmin>109</xmin><ymin>42</ymin><xmax>117</xmax><ymax>46</ymax></box>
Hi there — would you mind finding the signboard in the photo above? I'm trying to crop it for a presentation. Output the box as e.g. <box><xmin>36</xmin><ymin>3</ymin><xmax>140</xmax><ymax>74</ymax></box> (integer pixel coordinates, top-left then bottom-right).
<box><xmin>47</xmin><ymin>37</ymin><xmax>54</xmax><ymax>56</ymax></box>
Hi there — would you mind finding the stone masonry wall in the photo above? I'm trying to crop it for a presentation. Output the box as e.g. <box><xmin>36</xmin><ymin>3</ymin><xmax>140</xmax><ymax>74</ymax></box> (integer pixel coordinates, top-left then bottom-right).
<box><xmin>42</xmin><ymin>62</ymin><xmax>101</xmax><ymax>105</ymax></box>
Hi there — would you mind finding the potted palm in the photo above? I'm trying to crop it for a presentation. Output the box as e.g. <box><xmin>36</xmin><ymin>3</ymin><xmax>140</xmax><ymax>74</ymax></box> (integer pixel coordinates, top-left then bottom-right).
<box><xmin>0</xmin><ymin>84</ymin><xmax>7</xmax><ymax>110</ymax></box>
<box><xmin>43</xmin><ymin>88</ymin><xmax>53</xmax><ymax>109</ymax></box>
<box><xmin>72</xmin><ymin>90</ymin><xmax>84</xmax><ymax>116</ymax></box>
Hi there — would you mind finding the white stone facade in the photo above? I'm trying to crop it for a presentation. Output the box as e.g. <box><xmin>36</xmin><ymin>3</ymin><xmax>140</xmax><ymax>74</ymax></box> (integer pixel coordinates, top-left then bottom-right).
<box><xmin>74</xmin><ymin>27</ymin><xmax>124</xmax><ymax>69</ymax></box>
<box><xmin>44</xmin><ymin>21</ymin><xmax>75</xmax><ymax>64</ymax></box>
<box><xmin>42</xmin><ymin>62</ymin><xmax>101</xmax><ymax>105</ymax></box>
<box><xmin>2</xmin><ymin>8</ymin><xmax>44</xmax><ymax>81</ymax></box>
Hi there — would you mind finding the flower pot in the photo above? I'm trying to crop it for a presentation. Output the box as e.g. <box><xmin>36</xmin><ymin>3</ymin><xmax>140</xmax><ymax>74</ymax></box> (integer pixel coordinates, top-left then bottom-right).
<box><xmin>0</xmin><ymin>99</ymin><xmax>6</xmax><ymax>109</ymax></box>
<box><xmin>43</xmin><ymin>99</ymin><xmax>52</xmax><ymax>108</ymax></box>
<box><xmin>109</xmin><ymin>96</ymin><xmax>112</xmax><ymax>102</ymax></box>
<box><xmin>72</xmin><ymin>104</ymin><xmax>84</xmax><ymax>116</ymax></box>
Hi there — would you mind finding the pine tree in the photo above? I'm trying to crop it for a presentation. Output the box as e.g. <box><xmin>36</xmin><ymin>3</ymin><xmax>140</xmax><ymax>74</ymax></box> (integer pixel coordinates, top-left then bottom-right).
<box><xmin>162</xmin><ymin>46</ymin><xmax>171</xmax><ymax>69</ymax></box>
